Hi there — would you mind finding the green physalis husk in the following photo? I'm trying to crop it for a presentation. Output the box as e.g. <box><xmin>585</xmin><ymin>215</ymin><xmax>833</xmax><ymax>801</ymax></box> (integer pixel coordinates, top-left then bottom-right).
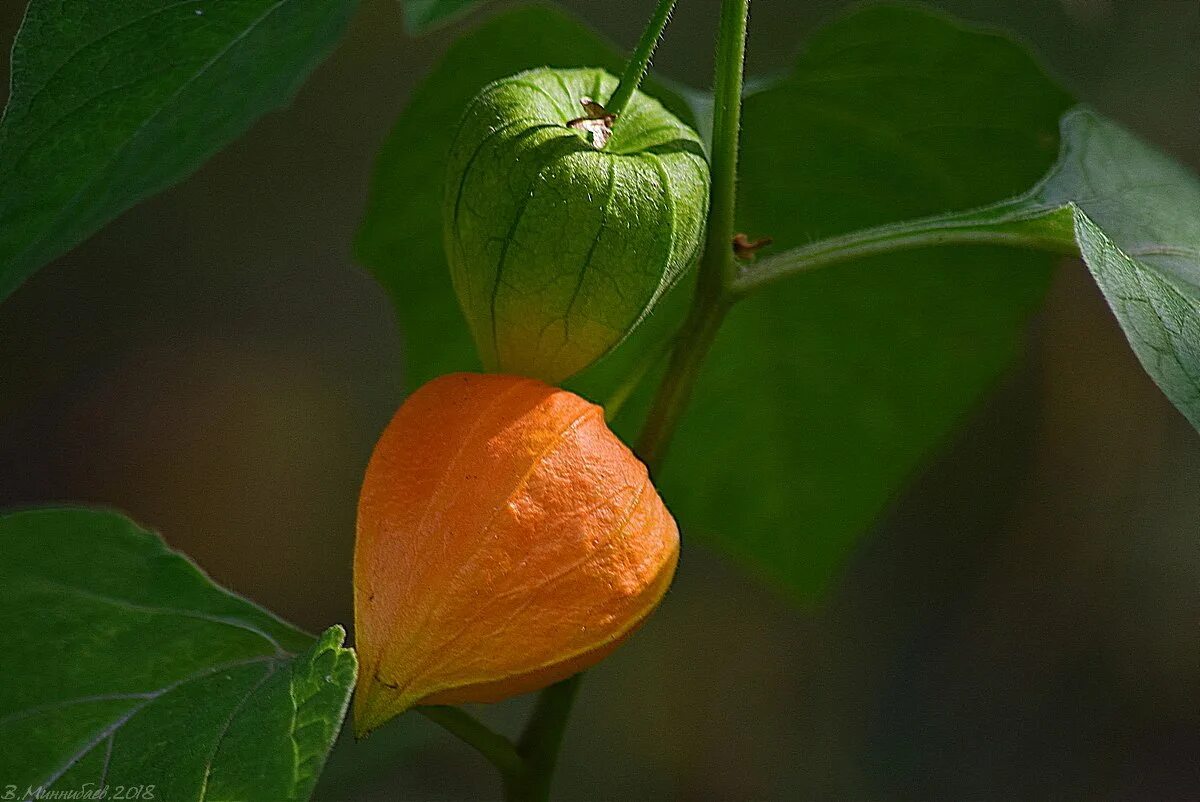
<box><xmin>444</xmin><ymin>67</ymin><xmax>710</xmax><ymax>384</ymax></box>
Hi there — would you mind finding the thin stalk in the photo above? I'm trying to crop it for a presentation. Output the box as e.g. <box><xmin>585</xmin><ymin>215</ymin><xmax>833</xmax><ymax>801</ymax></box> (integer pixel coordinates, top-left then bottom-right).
<box><xmin>419</xmin><ymin>706</ymin><xmax>525</xmax><ymax>780</ymax></box>
<box><xmin>733</xmin><ymin>198</ymin><xmax>1079</xmax><ymax>296</ymax></box>
<box><xmin>607</xmin><ymin>0</ymin><xmax>679</xmax><ymax>119</ymax></box>
<box><xmin>503</xmin><ymin>675</ymin><xmax>583</xmax><ymax>802</ymax></box>
<box><xmin>635</xmin><ymin>0</ymin><xmax>751</xmax><ymax>469</ymax></box>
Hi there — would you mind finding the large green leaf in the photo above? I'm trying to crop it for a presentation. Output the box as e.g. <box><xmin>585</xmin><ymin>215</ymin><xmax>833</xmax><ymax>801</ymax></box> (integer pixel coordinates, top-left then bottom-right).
<box><xmin>1035</xmin><ymin>109</ymin><xmax>1200</xmax><ymax>429</ymax></box>
<box><xmin>663</xmin><ymin>3</ymin><xmax>1072</xmax><ymax>599</ymax></box>
<box><xmin>356</xmin><ymin>4</ymin><xmax>695</xmax><ymax>395</ymax></box>
<box><xmin>0</xmin><ymin>508</ymin><xmax>356</xmax><ymax>801</ymax></box>
<box><xmin>741</xmin><ymin>106</ymin><xmax>1200</xmax><ymax>443</ymax></box>
<box><xmin>0</xmin><ymin>0</ymin><xmax>359</xmax><ymax>303</ymax></box>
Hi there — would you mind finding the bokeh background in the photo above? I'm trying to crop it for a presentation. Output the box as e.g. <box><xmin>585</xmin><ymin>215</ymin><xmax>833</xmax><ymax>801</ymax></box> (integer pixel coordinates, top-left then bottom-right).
<box><xmin>2</xmin><ymin>0</ymin><xmax>1198</xmax><ymax>799</ymax></box>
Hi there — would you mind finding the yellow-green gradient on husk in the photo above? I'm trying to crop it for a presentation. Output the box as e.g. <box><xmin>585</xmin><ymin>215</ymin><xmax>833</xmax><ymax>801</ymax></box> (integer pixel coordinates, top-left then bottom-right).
<box><xmin>444</xmin><ymin>67</ymin><xmax>710</xmax><ymax>384</ymax></box>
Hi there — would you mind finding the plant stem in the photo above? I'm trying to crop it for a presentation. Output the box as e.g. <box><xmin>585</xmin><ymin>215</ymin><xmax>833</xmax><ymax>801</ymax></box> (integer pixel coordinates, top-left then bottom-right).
<box><xmin>503</xmin><ymin>675</ymin><xmax>583</xmax><ymax>802</ymax></box>
<box><xmin>607</xmin><ymin>0</ymin><xmax>679</xmax><ymax>119</ymax></box>
<box><xmin>732</xmin><ymin>198</ymin><xmax>1079</xmax><ymax>296</ymax></box>
<box><xmin>700</xmin><ymin>0</ymin><xmax>751</xmax><ymax>295</ymax></box>
<box><xmin>419</xmin><ymin>706</ymin><xmax>525</xmax><ymax>780</ymax></box>
<box><xmin>635</xmin><ymin>0</ymin><xmax>751</xmax><ymax>470</ymax></box>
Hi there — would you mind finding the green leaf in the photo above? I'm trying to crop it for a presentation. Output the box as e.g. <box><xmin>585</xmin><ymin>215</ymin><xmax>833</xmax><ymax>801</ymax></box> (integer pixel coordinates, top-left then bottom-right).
<box><xmin>650</xmin><ymin>3</ymin><xmax>1073</xmax><ymax>600</ymax></box>
<box><xmin>773</xmin><ymin>107</ymin><xmax>1200</xmax><ymax>437</ymax></box>
<box><xmin>0</xmin><ymin>508</ymin><xmax>356</xmax><ymax>801</ymax></box>
<box><xmin>1029</xmin><ymin>109</ymin><xmax>1200</xmax><ymax>430</ymax></box>
<box><xmin>0</xmin><ymin>0</ymin><xmax>359</xmax><ymax>304</ymax></box>
<box><xmin>403</xmin><ymin>0</ymin><xmax>484</xmax><ymax>33</ymax></box>
<box><xmin>356</xmin><ymin>4</ymin><xmax>696</xmax><ymax>392</ymax></box>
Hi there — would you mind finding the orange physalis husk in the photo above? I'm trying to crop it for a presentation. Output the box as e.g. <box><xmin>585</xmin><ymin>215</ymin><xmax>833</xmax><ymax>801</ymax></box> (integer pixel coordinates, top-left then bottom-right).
<box><xmin>353</xmin><ymin>372</ymin><xmax>680</xmax><ymax>735</ymax></box>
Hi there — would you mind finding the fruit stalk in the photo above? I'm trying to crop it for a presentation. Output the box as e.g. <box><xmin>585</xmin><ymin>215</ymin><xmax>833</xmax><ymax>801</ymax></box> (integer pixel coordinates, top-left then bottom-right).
<box><xmin>606</xmin><ymin>0</ymin><xmax>679</xmax><ymax>121</ymax></box>
<box><xmin>419</xmin><ymin>706</ymin><xmax>525</xmax><ymax>779</ymax></box>
<box><xmin>503</xmin><ymin>675</ymin><xmax>583</xmax><ymax>802</ymax></box>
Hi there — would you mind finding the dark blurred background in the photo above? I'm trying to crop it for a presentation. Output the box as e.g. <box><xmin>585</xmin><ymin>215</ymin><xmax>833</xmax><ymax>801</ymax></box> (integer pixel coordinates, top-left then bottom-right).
<box><xmin>2</xmin><ymin>1</ymin><xmax>1198</xmax><ymax>799</ymax></box>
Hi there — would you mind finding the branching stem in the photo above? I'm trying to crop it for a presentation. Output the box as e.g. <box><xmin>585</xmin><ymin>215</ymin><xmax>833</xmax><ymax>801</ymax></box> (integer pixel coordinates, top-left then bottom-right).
<box><xmin>503</xmin><ymin>675</ymin><xmax>583</xmax><ymax>802</ymax></box>
<box><xmin>418</xmin><ymin>677</ymin><xmax>582</xmax><ymax>802</ymax></box>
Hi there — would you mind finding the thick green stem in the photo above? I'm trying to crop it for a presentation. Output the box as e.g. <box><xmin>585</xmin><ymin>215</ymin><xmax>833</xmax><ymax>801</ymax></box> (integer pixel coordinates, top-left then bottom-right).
<box><xmin>733</xmin><ymin>198</ymin><xmax>1079</xmax><ymax>296</ymax></box>
<box><xmin>503</xmin><ymin>675</ymin><xmax>583</xmax><ymax>802</ymax></box>
<box><xmin>700</xmin><ymin>0</ymin><xmax>751</xmax><ymax>295</ymax></box>
<box><xmin>607</xmin><ymin>0</ymin><xmax>679</xmax><ymax>119</ymax></box>
<box><xmin>635</xmin><ymin>0</ymin><xmax>750</xmax><ymax>469</ymax></box>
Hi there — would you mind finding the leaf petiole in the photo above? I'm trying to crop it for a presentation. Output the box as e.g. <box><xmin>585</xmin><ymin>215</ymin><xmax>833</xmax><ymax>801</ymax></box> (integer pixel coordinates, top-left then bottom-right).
<box><xmin>504</xmin><ymin>675</ymin><xmax>582</xmax><ymax>802</ymax></box>
<box><xmin>732</xmin><ymin>197</ymin><xmax>1079</xmax><ymax>296</ymax></box>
